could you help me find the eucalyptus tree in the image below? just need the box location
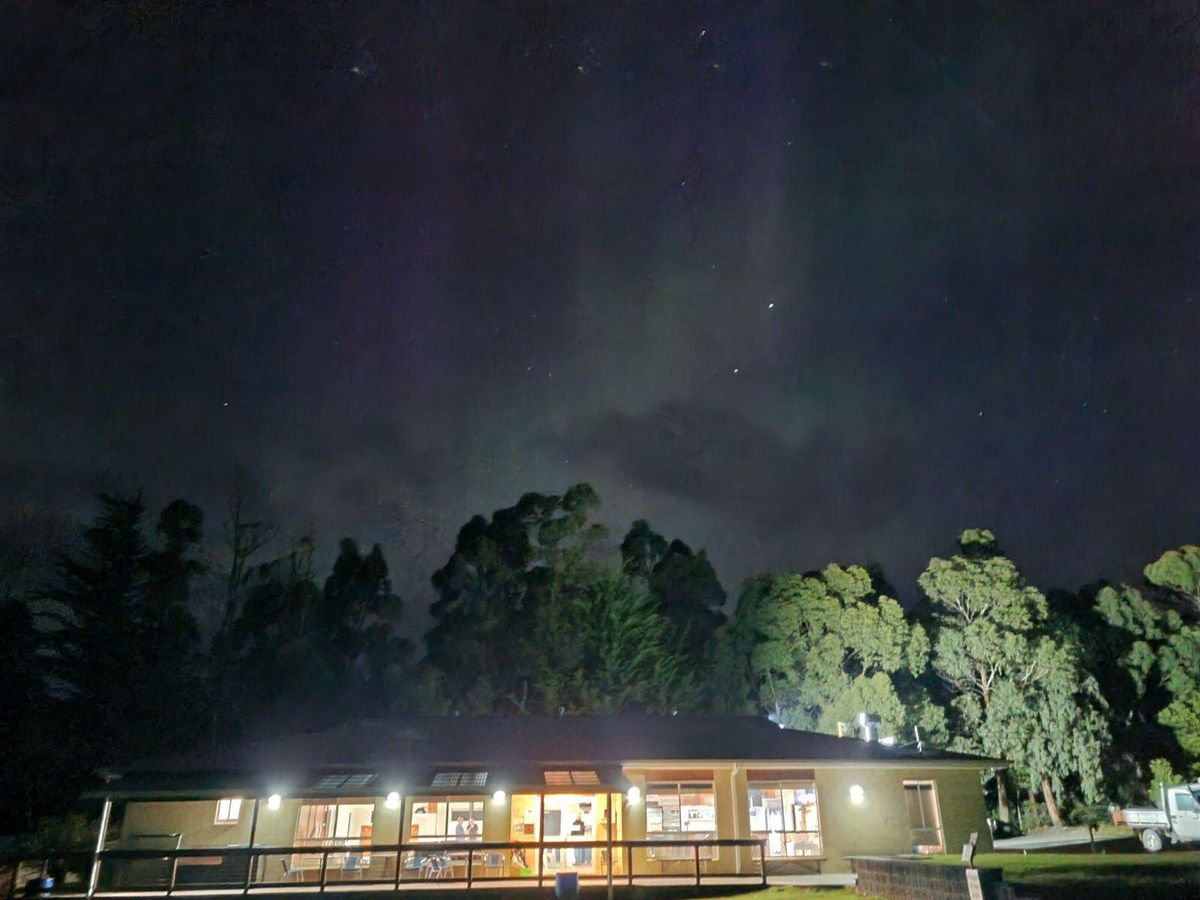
[920,529,1107,825]
[732,563,942,742]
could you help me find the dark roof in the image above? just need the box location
[96,715,1004,798]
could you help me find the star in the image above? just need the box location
[767,302,775,309]
[732,367,740,374]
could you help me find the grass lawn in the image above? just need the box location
[926,849,1200,898]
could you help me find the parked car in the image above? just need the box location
[1114,783,1200,851]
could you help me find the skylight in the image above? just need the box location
[431,771,488,788]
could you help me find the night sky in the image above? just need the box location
[3,2,1198,613]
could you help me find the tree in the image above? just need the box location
[318,539,411,709]
[732,563,942,742]
[218,491,275,634]
[39,494,208,769]
[427,484,607,711]
[620,519,668,579]
[920,529,1106,825]
[1092,583,1199,793]
[1144,545,1200,614]
[530,571,701,714]
[619,520,727,654]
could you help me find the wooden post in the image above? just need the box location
[605,793,614,900]
[243,798,261,894]
[759,840,767,887]
[693,843,701,886]
[318,849,329,893]
[537,794,545,887]
[466,847,473,889]
[396,795,405,885]
[625,845,632,887]
[87,798,112,898]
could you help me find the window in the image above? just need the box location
[646,782,716,859]
[408,798,485,841]
[292,801,375,872]
[431,771,488,788]
[295,802,375,847]
[1172,791,1198,813]
[903,781,943,853]
[214,798,243,825]
[747,781,821,857]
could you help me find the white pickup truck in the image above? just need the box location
[1117,782,1200,851]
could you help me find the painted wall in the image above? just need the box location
[119,799,257,849]
[814,766,991,873]
[114,763,992,878]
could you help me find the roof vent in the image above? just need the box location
[857,712,881,742]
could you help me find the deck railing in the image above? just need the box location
[7,838,768,898]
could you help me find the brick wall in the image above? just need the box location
[849,856,1008,900]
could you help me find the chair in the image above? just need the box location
[280,858,301,883]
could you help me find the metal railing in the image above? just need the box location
[750,829,823,859]
[0,838,769,897]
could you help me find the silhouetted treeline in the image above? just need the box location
[1,486,1198,839]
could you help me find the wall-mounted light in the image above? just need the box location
[491,790,507,805]
[627,786,641,805]
[267,794,282,811]
[848,785,865,805]
[385,791,401,809]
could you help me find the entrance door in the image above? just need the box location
[508,793,621,878]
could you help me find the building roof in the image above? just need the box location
[95,715,1005,798]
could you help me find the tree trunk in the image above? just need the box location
[1041,774,1064,827]
[995,772,1011,823]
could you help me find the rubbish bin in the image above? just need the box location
[554,872,579,900]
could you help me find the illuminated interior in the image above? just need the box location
[508,792,621,877]
[747,781,821,857]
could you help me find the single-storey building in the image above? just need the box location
[89,715,1001,889]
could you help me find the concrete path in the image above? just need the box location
[993,826,1128,851]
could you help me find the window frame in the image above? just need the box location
[746,779,822,858]
[214,797,243,825]
[407,796,487,842]
[645,780,718,860]
[902,780,944,854]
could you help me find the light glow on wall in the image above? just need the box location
[386,791,401,809]
[267,793,282,810]
[848,785,865,805]
[491,790,506,805]
[627,786,641,805]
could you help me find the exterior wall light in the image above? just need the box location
[267,794,282,811]
[848,785,865,805]
[491,790,507,805]
[627,786,641,805]
[385,791,401,809]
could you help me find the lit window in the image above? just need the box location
[646,782,716,859]
[408,798,485,841]
[215,798,243,825]
[747,781,821,857]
